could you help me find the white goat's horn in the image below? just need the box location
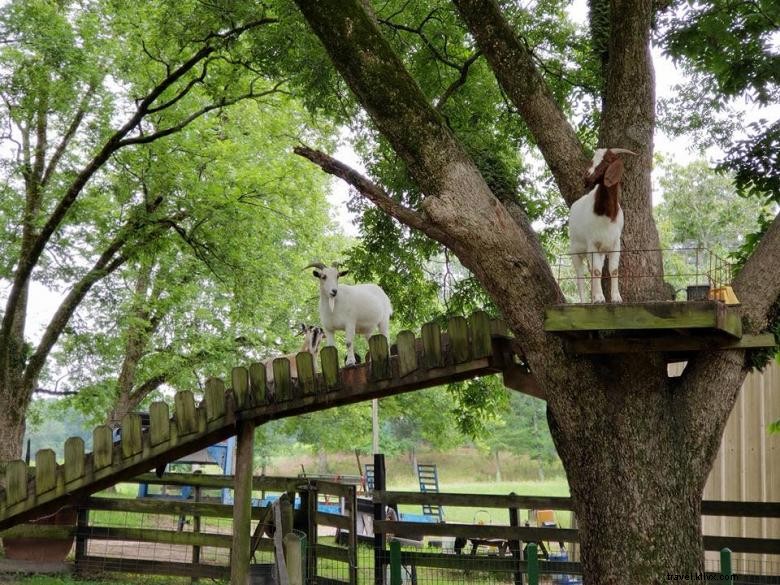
[303,261,326,270]
[610,148,638,156]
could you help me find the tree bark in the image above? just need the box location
[291,1,780,582]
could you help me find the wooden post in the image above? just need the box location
[74,506,89,576]
[306,481,318,582]
[231,420,255,585]
[508,493,524,585]
[348,485,358,585]
[527,542,539,585]
[373,453,387,585]
[191,478,202,584]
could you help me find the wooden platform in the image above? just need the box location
[545,301,742,338]
[544,301,779,356]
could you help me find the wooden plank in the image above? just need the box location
[35,449,57,495]
[174,390,198,435]
[273,358,292,401]
[204,377,226,421]
[470,311,493,358]
[491,318,509,337]
[232,366,250,409]
[86,525,234,548]
[316,511,351,530]
[320,346,339,390]
[374,490,573,510]
[76,556,229,580]
[569,333,776,354]
[5,461,28,505]
[395,330,418,378]
[120,413,143,459]
[231,419,255,585]
[63,437,85,483]
[296,351,317,395]
[249,362,267,404]
[447,316,470,364]
[544,301,742,337]
[377,520,579,541]
[149,401,170,446]
[85,496,272,520]
[502,364,546,400]
[421,321,443,369]
[92,425,113,470]
[369,335,391,380]
[132,472,301,493]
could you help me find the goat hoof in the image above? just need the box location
[612,295,623,303]
[593,296,606,304]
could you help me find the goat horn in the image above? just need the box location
[303,261,326,270]
[610,148,638,156]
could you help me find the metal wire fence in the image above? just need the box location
[551,247,735,303]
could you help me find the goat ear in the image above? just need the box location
[603,158,625,188]
[312,270,321,278]
[338,270,350,278]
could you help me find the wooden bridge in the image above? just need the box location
[0,311,533,531]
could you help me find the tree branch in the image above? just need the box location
[435,50,482,111]
[40,84,97,190]
[733,211,780,332]
[294,145,455,247]
[451,0,589,205]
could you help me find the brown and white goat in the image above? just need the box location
[568,148,637,303]
[262,323,324,383]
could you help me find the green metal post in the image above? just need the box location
[527,542,539,585]
[720,548,732,578]
[390,540,401,585]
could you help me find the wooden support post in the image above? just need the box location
[191,478,202,584]
[231,420,255,585]
[373,453,387,585]
[508,493,524,585]
[348,485,358,585]
[306,481,319,583]
[74,506,89,576]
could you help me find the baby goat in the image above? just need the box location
[569,148,637,303]
[305,261,393,367]
[262,323,324,384]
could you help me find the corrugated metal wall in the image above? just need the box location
[702,360,780,573]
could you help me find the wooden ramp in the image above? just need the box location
[0,311,516,531]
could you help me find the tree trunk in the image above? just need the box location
[291,1,780,582]
[0,386,29,464]
[493,450,502,483]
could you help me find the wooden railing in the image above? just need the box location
[0,311,519,531]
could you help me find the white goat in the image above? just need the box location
[304,262,393,367]
[569,148,637,303]
[262,323,324,384]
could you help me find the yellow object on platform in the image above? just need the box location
[708,286,740,305]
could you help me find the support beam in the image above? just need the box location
[231,420,255,585]
[502,365,545,400]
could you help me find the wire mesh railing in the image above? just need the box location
[551,247,736,303]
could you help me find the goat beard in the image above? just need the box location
[329,297,336,312]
